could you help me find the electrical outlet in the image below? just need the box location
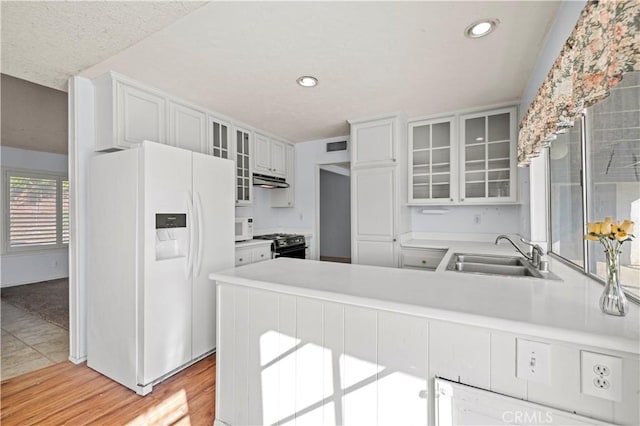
[516,339,551,384]
[580,350,622,401]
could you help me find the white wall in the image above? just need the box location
[0,146,69,287]
[519,0,586,245]
[410,205,521,234]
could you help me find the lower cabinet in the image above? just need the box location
[234,242,271,267]
[215,285,639,426]
[400,248,447,271]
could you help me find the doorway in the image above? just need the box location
[317,163,351,263]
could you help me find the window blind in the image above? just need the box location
[6,173,69,250]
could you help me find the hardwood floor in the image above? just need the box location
[1,355,216,425]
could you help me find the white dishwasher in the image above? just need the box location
[434,378,613,426]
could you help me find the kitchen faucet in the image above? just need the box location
[495,235,545,269]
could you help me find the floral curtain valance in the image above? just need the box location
[518,0,640,166]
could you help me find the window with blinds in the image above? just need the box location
[4,170,69,251]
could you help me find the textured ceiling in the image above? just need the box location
[3,1,561,143]
[1,1,205,90]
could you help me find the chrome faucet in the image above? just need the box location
[495,235,544,269]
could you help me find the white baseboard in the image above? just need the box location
[68,355,86,364]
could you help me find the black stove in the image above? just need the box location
[254,234,306,258]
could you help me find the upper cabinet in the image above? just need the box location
[459,107,517,204]
[95,73,167,151]
[408,106,518,205]
[350,114,408,268]
[235,127,252,205]
[208,116,231,160]
[254,133,286,177]
[92,72,296,206]
[351,118,397,168]
[271,144,295,208]
[408,117,456,204]
[168,101,207,153]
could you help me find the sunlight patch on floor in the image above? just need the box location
[126,389,191,425]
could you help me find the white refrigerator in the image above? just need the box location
[88,140,234,395]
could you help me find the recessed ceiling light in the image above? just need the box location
[465,19,499,38]
[296,76,318,87]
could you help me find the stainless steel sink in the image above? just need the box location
[446,253,549,279]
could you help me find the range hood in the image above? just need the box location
[253,173,290,189]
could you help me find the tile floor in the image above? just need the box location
[1,300,69,380]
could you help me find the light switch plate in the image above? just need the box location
[580,350,622,401]
[516,338,551,385]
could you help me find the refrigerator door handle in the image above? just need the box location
[186,191,195,280]
[195,192,204,276]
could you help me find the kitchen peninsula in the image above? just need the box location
[209,246,640,426]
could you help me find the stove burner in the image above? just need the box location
[254,233,306,256]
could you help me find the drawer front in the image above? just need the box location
[235,248,251,266]
[400,248,446,270]
[251,246,272,263]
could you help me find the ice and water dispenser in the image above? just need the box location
[155,213,188,260]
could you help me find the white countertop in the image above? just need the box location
[211,241,640,355]
[235,239,273,249]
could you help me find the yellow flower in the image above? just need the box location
[615,231,629,242]
[620,220,634,234]
[584,234,600,241]
[600,221,612,235]
[604,216,613,223]
[587,222,602,234]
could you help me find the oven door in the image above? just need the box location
[275,244,306,259]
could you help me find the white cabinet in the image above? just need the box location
[351,118,397,167]
[350,114,408,268]
[408,107,517,205]
[234,242,271,267]
[208,116,231,160]
[270,139,286,176]
[400,247,447,271]
[408,117,457,204]
[168,101,206,153]
[352,167,397,267]
[94,73,167,151]
[271,144,295,207]
[254,133,286,177]
[460,106,517,203]
[235,127,252,205]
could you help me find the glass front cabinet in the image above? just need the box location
[408,106,517,205]
[235,127,252,205]
[459,107,517,204]
[209,117,230,159]
[408,117,457,204]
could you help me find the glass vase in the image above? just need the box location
[599,250,628,316]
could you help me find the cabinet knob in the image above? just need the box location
[393,238,397,242]
[260,254,264,258]
[392,158,397,162]
[421,260,426,264]
[461,198,465,201]
[450,198,453,202]
[239,258,243,261]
